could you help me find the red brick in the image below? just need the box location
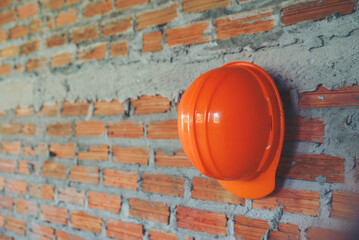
[129,198,169,223]
[137,4,177,30]
[285,117,325,143]
[0,196,13,210]
[6,179,27,195]
[1,45,18,58]
[0,64,11,76]
[167,21,210,47]
[17,160,39,175]
[102,18,132,37]
[75,120,105,136]
[42,161,67,179]
[177,206,226,235]
[182,0,231,12]
[331,191,359,221]
[1,123,21,135]
[20,39,41,55]
[0,159,15,173]
[0,9,15,27]
[69,166,99,184]
[58,187,86,205]
[78,43,106,61]
[269,223,300,240]
[147,120,179,139]
[78,145,109,161]
[142,173,184,197]
[16,199,38,216]
[149,230,177,240]
[155,150,194,168]
[83,0,112,18]
[46,34,67,48]
[130,95,170,114]
[62,101,89,116]
[51,52,74,68]
[1,141,20,155]
[56,230,83,240]
[37,104,58,116]
[306,227,350,240]
[103,169,138,190]
[66,0,83,5]
[106,220,143,240]
[112,146,148,165]
[47,122,72,136]
[56,9,77,27]
[49,143,75,159]
[88,191,121,213]
[0,0,11,9]
[108,121,144,138]
[110,41,128,57]
[71,211,102,233]
[234,215,268,240]
[94,100,125,116]
[42,0,64,10]
[10,25,29,39]
[31,224,54,240]
[22,123,35,136]
[115,0,148,10]
[18,2,38,20]
[26,57,47,72]
[253,189,320,216]
[4,216,26,235]
[277,154,344,183]
[216,8,274,40]
[142,31,162,53]
[30,184,54,200]
[300,85,359,108]
[282,0,357,26]
[41,205,68,225]
[192,177,245,205]
[0,30,6,42]
[71,24,98,43]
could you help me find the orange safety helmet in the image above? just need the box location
[177,62,285,199]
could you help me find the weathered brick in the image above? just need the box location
[0,9,16,27]
[30,184,54,200]
[1,141,21,155]
[285,117,325,143]
[112,146,148,165]
[66,0,83,5]
[14,65,23,73]
[216,8,274,40]
[16,106,33,117]
[71,211,102,233]
[16,199,38,216]
[31,224,54,240]
[83,0,112,18]
[71,24,98,43]
[149,230,177,240]
[56,9,77,27]
[1,45,18,58]
[142,173,184,197]
[147,120,179,139]
[49,143,75,159]
[155,150,194,168]
[42,0,64,10]
[62,101,90,116]
[137,4,177,30]
[106,220,143,240]
[182,0,231,13]
[51,52,75,68]
[130,95,170,114]
[306,227,349,240]
[110,41,128,57]
[0,233,12,240]
[177,206,227,235]
[6,179,27,195]
[4,216,26,235]
[234,215,268,240]
[115,0,149,10]
[253,189,320,216]
[46,34,67,48]
[75,120,105,136]
[20,39,40,55]
[37,104,58,116]
[1,123,21,135]
[23,143,46,157]
[129,198,169,223]
[0,177,3,190]
[22,123,35,136]
[142,31,162,53]
[26,57,47,71]
[108,121,144,138]
[0,64,11,76]
[17,160,39,175]
[0,0,11,9]
[41,205,68,225]
[103,169,138,190]
[0,159,15,173]
[0,30,6,42]
[42,161,67,179]
[282,0,357,26]
[58,187,86,205]
[78,145,109,161]
[10,25,29,39]
[331,191,359,221]
[102,18,132,37]
[69,166,99,184]
[47,122,72,136]
[192,177,245,205]
[18,2,38,20]
[78,43,106,62]
[88,191,121,213]
[94,100,125,116]
[167,21,210,47]
[269,223,300,240]
[56,230,83,240]
[0,196,13,210]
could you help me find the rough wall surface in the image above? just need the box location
[0,0,359,239]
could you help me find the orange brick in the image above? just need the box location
[83,0,112,18]
[88,191,121,213]
[115,0,149,10]
[51,52,75,68]
[42,0,64,10]
[182,0,231,12]
[106,220,143,240]
[62,101,89,116]
[1,45,18,58]
[331,191,359,221]
[0,30,7,42]
[94,100,125,116]
[0,177,3,190]
[282,0,357,26]
[108,121,144,138]
[66,0,83,5]
[31,224,54,240]
[306,227,350,240]
[78,145,109,161]
[23,143,46,157]
[6,179,27,195]
[26,57,47,71]
[147,120,178,139]
[155,150,194,168]
[4,216,26,235]
[177,206,226,235]
[102,18,132,37]
[269,223,300,240]
[0,0,11,9]
[20,39,40,55]
[31,19,41,33]
[29,184,54,200]
[71,24,98,43]
[56,230,83,240]
[71,211,102,233]
[112,146,148,165]
[47,122,72,136]
[69,166,99,184]
[56,9,77,27]
[130,95,170,114]
[16,106,33,117]
[0,159,15,173]
[42,161,67,179]
[216,8,274,40]
[17,160,39,175]
[167,21,210,47]
[0,9,16,27]
[285,117,325,143]
[31,17,53,33]
[46,34,67,48]
[129,198,169,223]
[0,234,12,240]
[137,4,177,30]
[49,143,75,158]
[18,2,38,20]
[234,215,268,240]
[1,123,21,135]
[37,104,58,117]
[58,187,86,205]
[142,31,162,53]
[41,205,68,225]
[78,43,106,61]
[0,111,5,118]
[0,196,13,210]
[103,169,138,190]
[22,123,36,136]
[16,199,38,216]
[149,230,177,240]
[110,41,128,57]
[75,120,105,136]
[0,64,11,76]
[1,141,21,155]
[10,25,29,39]
[142,173,184,197]
[253,189,320,216]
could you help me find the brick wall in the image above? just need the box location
[0,0,359,240]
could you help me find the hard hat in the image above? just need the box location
[177,61,285,199]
